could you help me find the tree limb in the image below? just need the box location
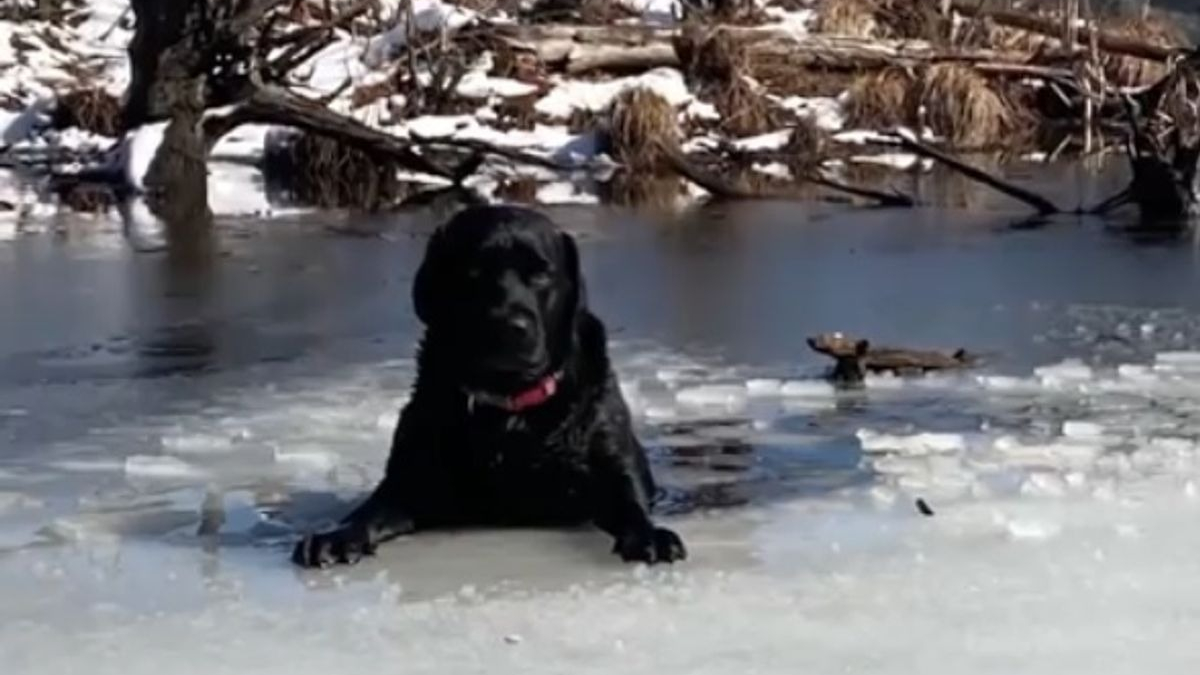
[949,0,1186,62]
[886,132,1061,215]
[233,84,455,178]
[410,133,573,171]
[661,144,913,207]
[806,172,915,207]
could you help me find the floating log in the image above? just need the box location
[807,332,977,385]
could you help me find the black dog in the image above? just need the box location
[292,206,686,567]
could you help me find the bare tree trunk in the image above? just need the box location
[124,0,212,130]
[125,0,215,227]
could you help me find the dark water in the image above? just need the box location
[2,160,1200,598]
[4,163,1200,444]
[4,162,1200,504]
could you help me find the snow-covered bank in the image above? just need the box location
[0,0,956,228]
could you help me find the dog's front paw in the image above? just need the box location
[613,527,687,564]
[291,526,374,568]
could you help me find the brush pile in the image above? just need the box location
[0,0,1197,221]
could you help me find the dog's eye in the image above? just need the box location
[466,267,483,281]
[529,271,552,287]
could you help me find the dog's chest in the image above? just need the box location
[460,413,585,472]
[454,412,593,519]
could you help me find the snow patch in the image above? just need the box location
[363,0,477,68]
[535,68,692,119]
[118,122,168,192]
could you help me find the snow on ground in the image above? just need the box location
[6,329,1200,672]
[0,0,964,227]
[363,0,478,68]
[535,68,694,118]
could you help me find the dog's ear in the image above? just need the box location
[855,339,870,357]
[413,228,448,326]
[560,231,587,318]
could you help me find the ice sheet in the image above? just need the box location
[5,339,1200,672]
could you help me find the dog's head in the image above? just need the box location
[413,206,586,392]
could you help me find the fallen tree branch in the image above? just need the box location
[661,144,913,207]
[1082,186,1132,214]
[229,83,455,178]
[410,134,573,171]
[949,0,1186,63]
[661,147,767,199]
[565,44,680,75]
[204,82,580,185]
[886,132,1061,215]
[485,24,1054,74]
[806,172,915,207]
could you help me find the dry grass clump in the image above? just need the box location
[490,44,544,83]
[57,183,115,213]
[843,67,913,130]
[578,0,639,23]
[349,79,395,109]
[784,117,828,173]
[567,107,601,134]
[601,171,687,213]
[815,0,879,38]
[875,0,945,41]
[675,27,781,137]
[1100,15,1188,89]
[495,93,539,130]
[983,23,1055,56]
[265,133,401,210]
[814,0,951,41]
[715,77,780,137]
[681,0,766,25]
[495,176,540,204]
[52,88,122,137]
[676,25,743,83]
[753,59,857,97]
[908,64,1015,148]
[607,87,681,171]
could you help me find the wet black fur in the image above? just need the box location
[292,206,685,568]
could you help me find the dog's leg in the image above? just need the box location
[292,405,434,568]
[291,480,415,568]
[591,440,687,564]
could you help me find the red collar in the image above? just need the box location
[466,371,562,413]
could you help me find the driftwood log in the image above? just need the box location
[807,332,976,385]
[485,25,1077,76]
[481,17,1186,78]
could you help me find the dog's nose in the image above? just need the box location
[495,313,535,344]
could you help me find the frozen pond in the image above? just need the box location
[6,178,1200,673]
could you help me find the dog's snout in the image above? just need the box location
[505,313,533,334]
[490,306,537,344]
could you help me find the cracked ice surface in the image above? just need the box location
[6,337,1200,673]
